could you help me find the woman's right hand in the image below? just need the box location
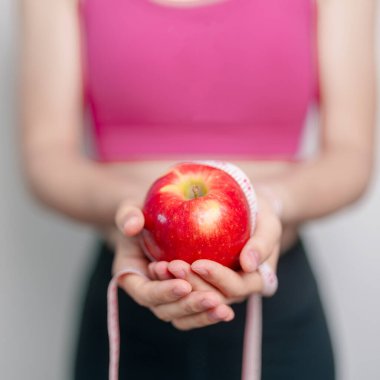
[113,201,235,330]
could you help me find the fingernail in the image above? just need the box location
[192,266,209,276]
[172,286,188,297]
[246,250,260,272]
[201,298,217,309]
[217,308,229,319]
[208,308,227,321]
[172,269,186,279]
[208,310,221,321]
[123,215,139,231]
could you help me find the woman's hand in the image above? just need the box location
[112,201,235,330]
[149,192,282,304]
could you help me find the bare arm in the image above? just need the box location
[157,0,378,316]
[19,0,377,332]
[20,0,139,227]
[20,0,240,329]
[259,0,377,225]
[21,0,376,227]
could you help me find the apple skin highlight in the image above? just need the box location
[141,163,251,269]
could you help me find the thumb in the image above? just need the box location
[115,200,145,237]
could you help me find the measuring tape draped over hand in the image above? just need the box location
[107,160,279,380]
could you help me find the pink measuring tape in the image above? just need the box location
[107,161,278,380]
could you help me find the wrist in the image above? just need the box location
[255,184,283,219]
[97,225,124,251]
[254,182,293,224]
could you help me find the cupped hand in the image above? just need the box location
[150,192,282,304]
[113,200,234,330]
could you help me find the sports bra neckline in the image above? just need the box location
[147,0,229,8]
[135,0,242,12]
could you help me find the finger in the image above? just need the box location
[191,260,245,298]
[258,262,278,297]
[239,211,282,273]
[120,274,192,307]
[148,262,159,280]
[172,304,234,331]
[115,200,145,237]
[151,291,222,322]
[238,244,280,296]
[168,260,218,293]
[153,261,175,280]
[257,244,280,297]
[266,243,280,273]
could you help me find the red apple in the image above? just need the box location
[140,163,251,269]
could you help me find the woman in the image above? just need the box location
[20,0,376,379]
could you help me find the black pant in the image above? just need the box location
[73,238,335,380]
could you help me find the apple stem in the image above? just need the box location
[192,185,201,199]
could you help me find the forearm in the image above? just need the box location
[22,145,136,227]
[260,147,374,225]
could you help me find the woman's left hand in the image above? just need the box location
[149,192,282,329]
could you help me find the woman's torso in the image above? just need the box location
[79,0,319,250]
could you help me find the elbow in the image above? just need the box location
[347,153,375,205]
[351,174,372,204]
[21,157,51,208]
[20,143,65,211]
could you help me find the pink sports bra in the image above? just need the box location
[79,0,318,162]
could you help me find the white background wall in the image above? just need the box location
[1,1,379,380]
